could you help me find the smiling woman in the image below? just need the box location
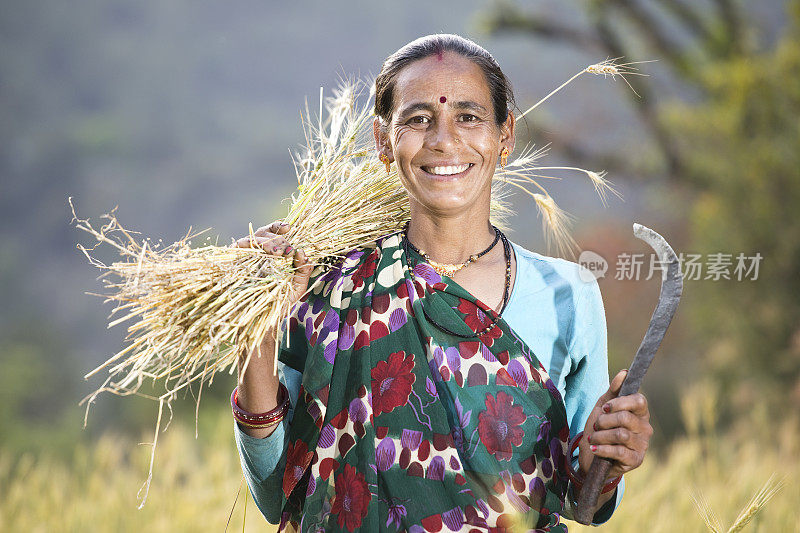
[232,34,652,532]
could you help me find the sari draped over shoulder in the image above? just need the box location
[276,232,571,532]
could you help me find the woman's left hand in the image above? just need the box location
[578,369,653,480]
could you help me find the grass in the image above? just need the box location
[2,397,797,532]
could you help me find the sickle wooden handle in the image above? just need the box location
[574,455,614,524]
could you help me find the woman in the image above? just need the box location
[232,34,652,532]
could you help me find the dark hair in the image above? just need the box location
[374,34,515,127]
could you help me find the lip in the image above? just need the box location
[419,163,474,182]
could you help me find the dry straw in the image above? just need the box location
[73,59,637,505]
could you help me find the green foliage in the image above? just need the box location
[481,0,800,417]
[663,5,800,399]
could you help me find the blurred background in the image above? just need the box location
[2,0,798,530]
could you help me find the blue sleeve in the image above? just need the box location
[233,362,303,524]
[563,276,625,525]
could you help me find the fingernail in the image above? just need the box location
[593,421,598,431]
[603,404,611,413]
[285,246,293,253]
[587,433,592,443]
[591,445,598,452]
[273,246,279,251]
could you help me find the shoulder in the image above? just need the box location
[304,231,402,305]
[509,240,598,295]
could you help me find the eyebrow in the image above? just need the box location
[396,100,488,121]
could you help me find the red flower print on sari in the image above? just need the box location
[282,439,314,497]
[456,298,502,345]
[371,351,416,416]
[350,251,378,291]
[478,390,526,461]
[331,463,372,531]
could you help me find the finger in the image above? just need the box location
[601,393,649,419]
[256,221,290,237]
[609,369,628,395]
[594,369,629,411]
[291,249,313,294]
[593,410,641,432]
[258,236,292,255]
[589,443,642,468]
[234,235,288,253]
[587,427,649,451]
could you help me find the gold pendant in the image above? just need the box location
[428,260,466,277]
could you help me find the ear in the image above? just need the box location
[373,117,394,162]
[499,110,516,155]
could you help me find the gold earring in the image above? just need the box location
[500,147,509,168]
[379,153,391,175]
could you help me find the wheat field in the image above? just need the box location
[2,400,798,532]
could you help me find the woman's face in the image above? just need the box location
[375,51,514,218]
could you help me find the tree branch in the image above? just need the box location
[712,0,744,56]
[654,0,715,45]
[480,3,603,50]
[589,6,686,180]
[608,0,700,82]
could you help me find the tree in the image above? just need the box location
[481,0,800,413]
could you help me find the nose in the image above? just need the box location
[426,117,460,152]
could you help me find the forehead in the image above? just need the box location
[392,52,492,112]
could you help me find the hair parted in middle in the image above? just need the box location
[373,33,516,127]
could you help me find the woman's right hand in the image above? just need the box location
[231,220,314,304]
[231,220,312,438]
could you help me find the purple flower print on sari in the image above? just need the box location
[401,429,423,451]
[452,396,473,452]
[375,437,396,472]
[388,307,407,332]
[413,262,442,286]
[381,497,408,530]
[506,359,529,392]
[425,376,438,399]
[426,456,445,481]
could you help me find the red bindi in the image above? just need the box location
[436,50,444,61]
[439,96,447,103]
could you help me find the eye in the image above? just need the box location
[458,114,480,122]
[406,115,430,125]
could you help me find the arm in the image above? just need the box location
[233,362,302,523]
[230,220,312,522]
[562,277,625,524]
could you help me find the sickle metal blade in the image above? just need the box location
[619,223,683,395]
[574,223,683,524]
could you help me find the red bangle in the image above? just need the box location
[232,383,290,428]
[567,431,622,494]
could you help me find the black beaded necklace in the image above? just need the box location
[403,221,501,277]
[402,224,513,339]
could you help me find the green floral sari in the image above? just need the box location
[277,231,571,532]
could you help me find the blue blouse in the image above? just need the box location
[234,240,625,525]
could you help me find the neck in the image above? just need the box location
[405,202,496,264]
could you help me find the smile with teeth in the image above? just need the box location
[421,163,473,176]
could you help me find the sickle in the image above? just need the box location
[574,223,683,524]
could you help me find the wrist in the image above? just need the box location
[231,383,290,439]
[568,432,623,494]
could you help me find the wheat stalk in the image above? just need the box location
[691,489,724,533]
[691,474,785,533]
[727,474,785,532]
[516,57,653,120]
